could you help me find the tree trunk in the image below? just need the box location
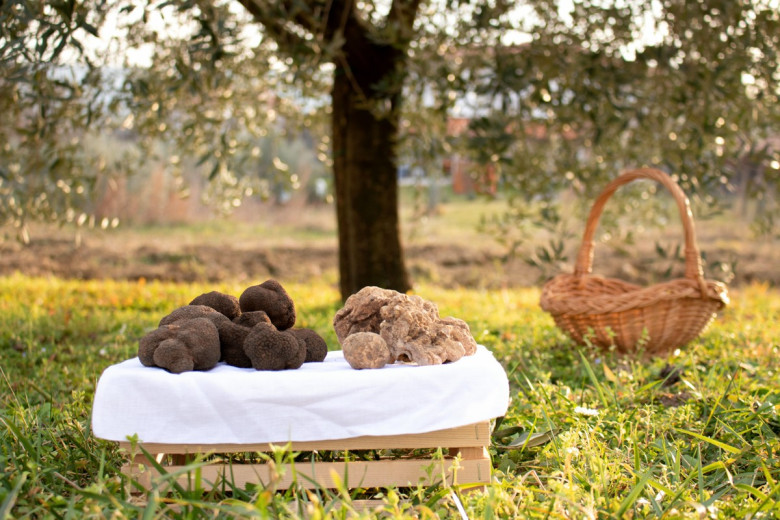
[331,49,411,300]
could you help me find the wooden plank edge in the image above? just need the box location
[122,455,492,492]
[117,422,490,454]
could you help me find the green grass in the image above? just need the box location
[1,274,779,518]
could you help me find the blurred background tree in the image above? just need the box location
[1,0,778,298]
[437,0,779,269]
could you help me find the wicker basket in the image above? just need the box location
[540,168,729,355]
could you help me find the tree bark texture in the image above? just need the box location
[331,42,411,299]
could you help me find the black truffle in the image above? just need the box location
[233,310,272,328]
[287,328,328,363]
[239,279,296,330]
[159,305,231,329]
[243,322,306,370]
[218,321,253,368]
[189,291,241,320]
[138,318,221,374]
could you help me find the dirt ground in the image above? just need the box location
[0,221,776,289]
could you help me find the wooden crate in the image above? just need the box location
[120,421,492,493]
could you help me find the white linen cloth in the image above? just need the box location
[92,345,509,444]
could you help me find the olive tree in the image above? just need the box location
[2,0,778,298]
[446,0,779,259]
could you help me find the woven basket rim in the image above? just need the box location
[541,272,729,316]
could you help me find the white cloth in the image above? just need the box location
[91,345,509,444]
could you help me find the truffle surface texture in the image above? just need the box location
[287,328,328,362]
[379,294,477,365]
[239,280,296,330]
[138,317,221,373]
[243,322,306,370]
[189,291,241,320]
[233,311,272,328]
[333,286,396,342]
[159,305,231,329]
[220,311,275,367]
[219,321,254,368]
[341,332,391,369]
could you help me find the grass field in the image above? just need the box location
[1,274,779,518]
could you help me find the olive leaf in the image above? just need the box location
[494,428,559,450]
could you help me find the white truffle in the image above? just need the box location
[333,286,478,367]
[342,332,392,370]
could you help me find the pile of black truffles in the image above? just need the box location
[138,279,328,373]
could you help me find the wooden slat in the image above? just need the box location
[119,422,493,493]
[124,455,491,491]
[118,422,490,455]
[454,446,489,460]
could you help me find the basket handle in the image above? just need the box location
[573,167,708,296]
